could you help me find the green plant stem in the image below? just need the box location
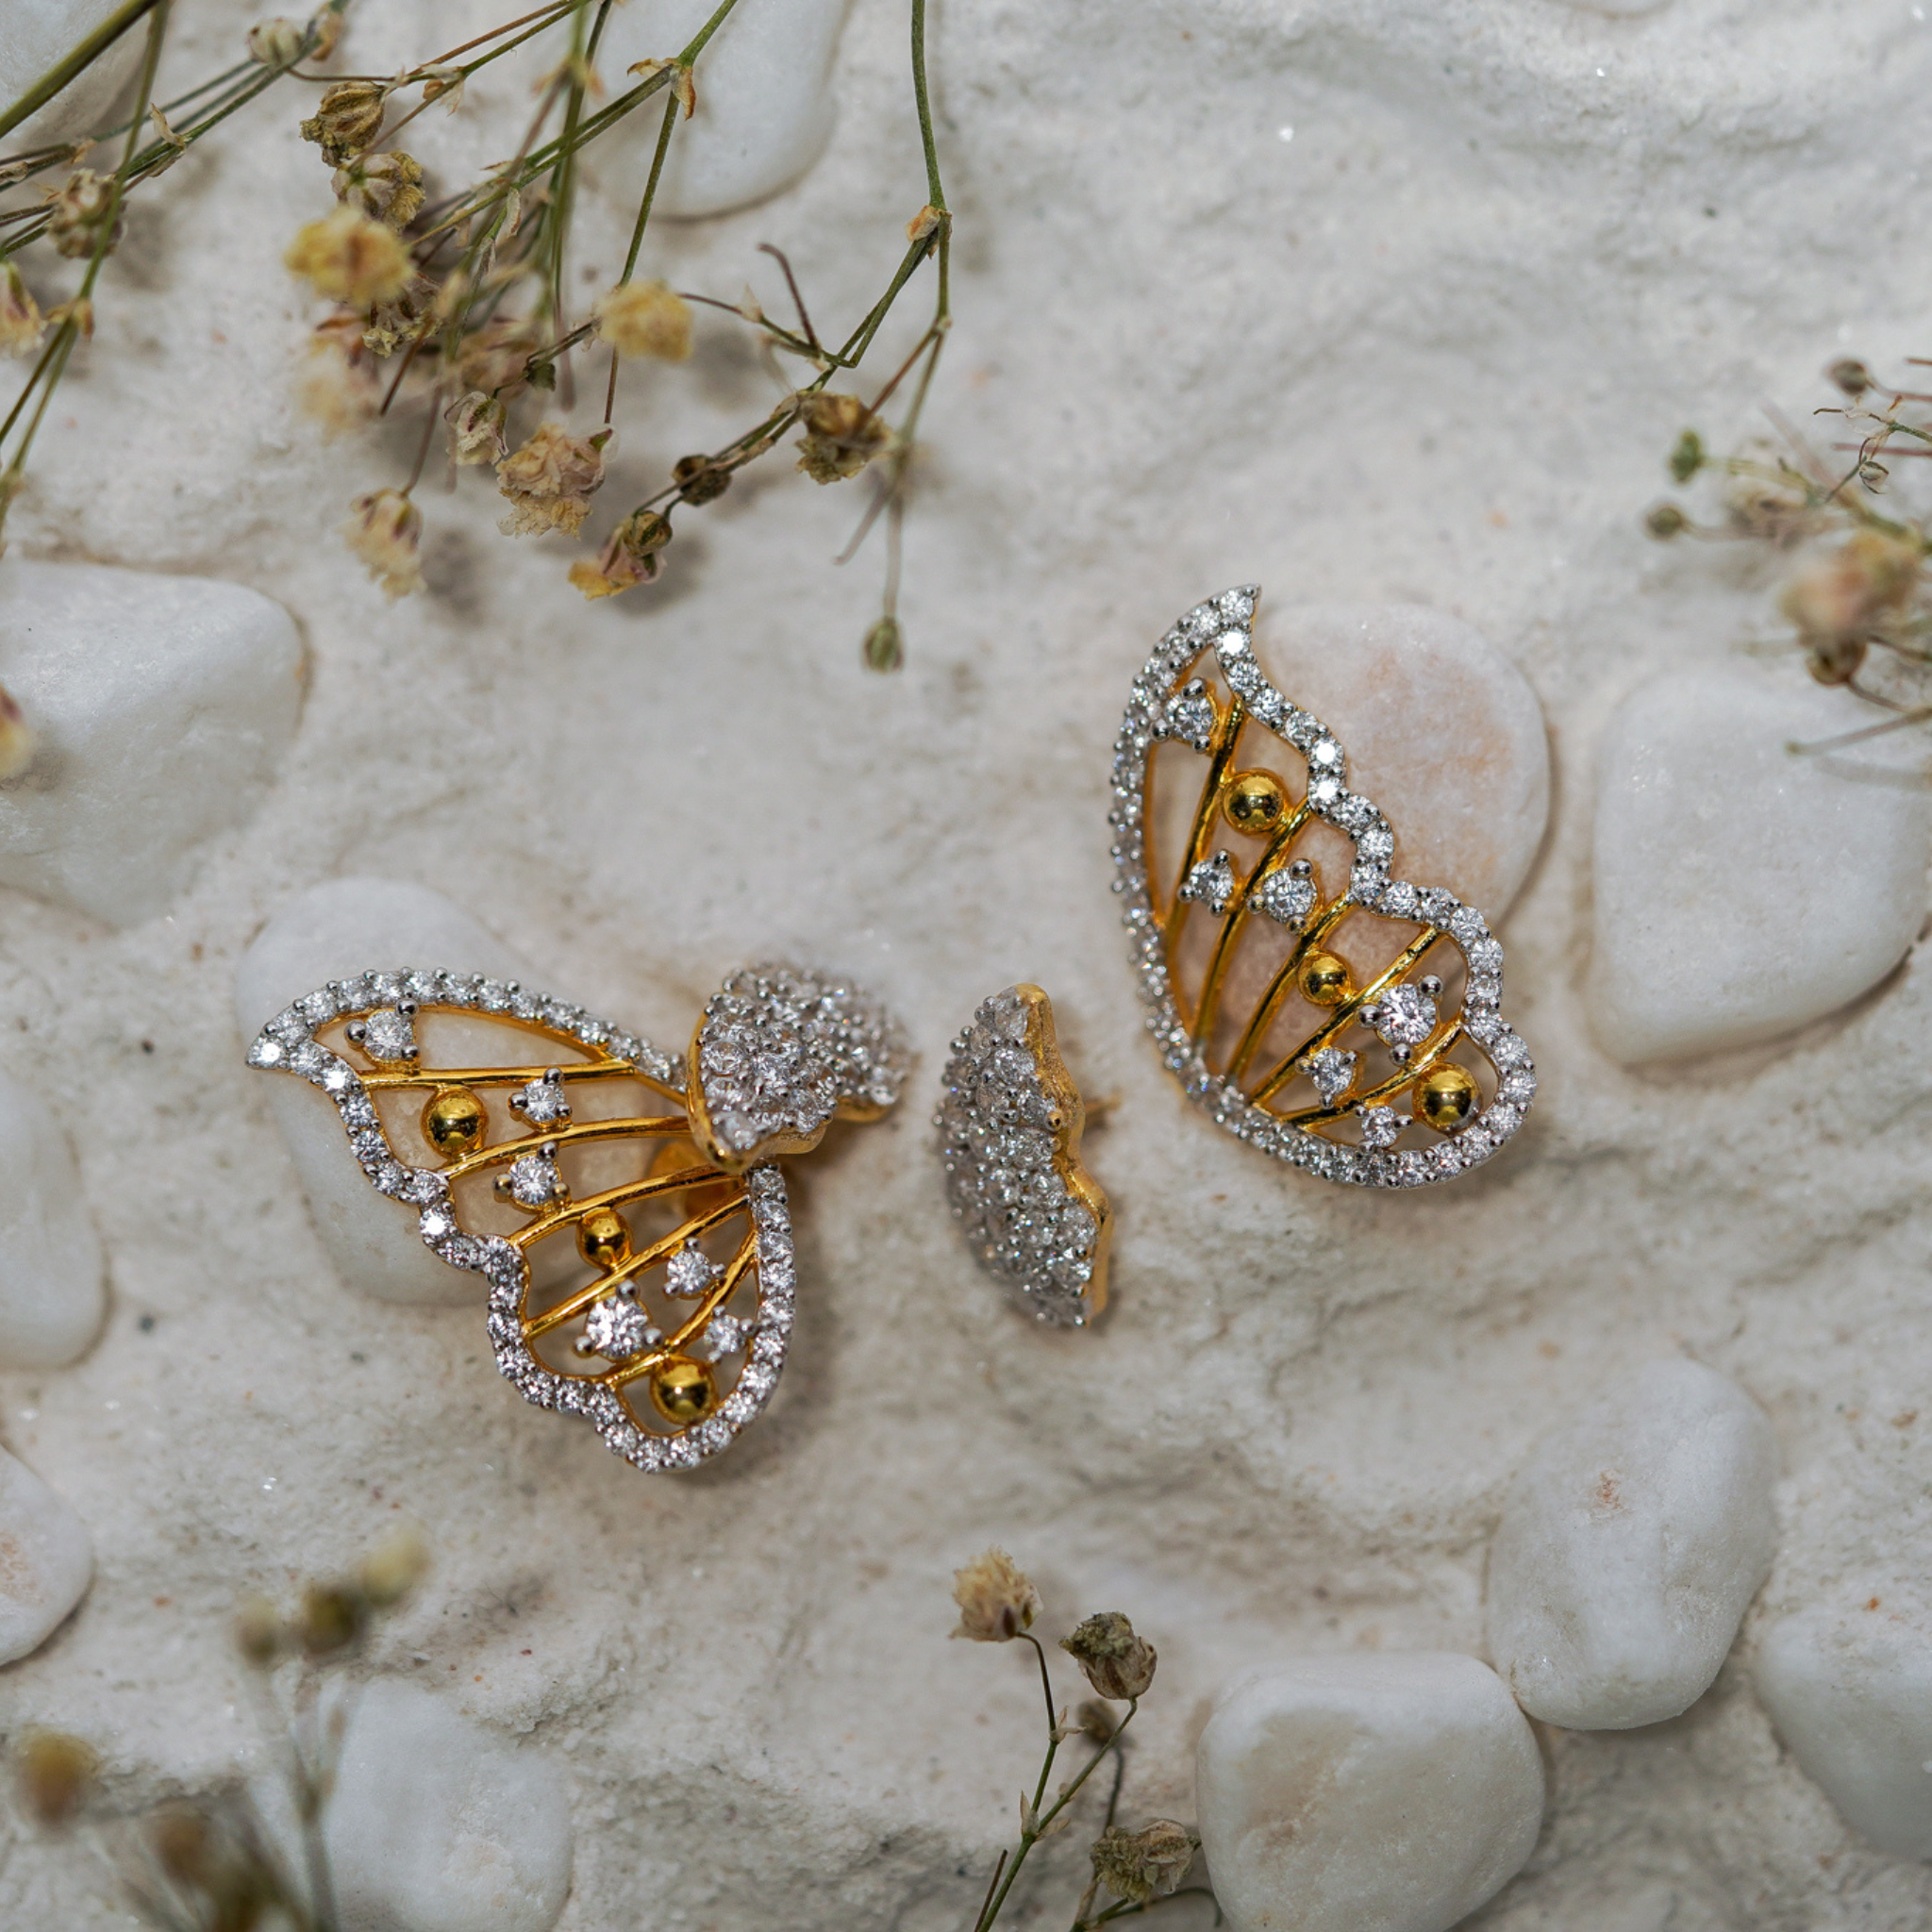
[0,0,167,144]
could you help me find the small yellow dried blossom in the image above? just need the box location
[1780,528,1923,685]
[343,489,425,598]
[46,169,122,259]
[333,151,425,230]
[1089,1822,1197,1906]
[285,205,412,308]
[15,1731,96,1829]
[300,80,387,165]
[0,682,35,781]
[950,1547,1041,1641]
[445,390,507,465]
[358,1524,429,1607]
[592,279,691,360]
[361,275,439,358]
[795,391,888,484]
[1060,1611,1157,1702]
[569,509,673,599]
[295,312,385,438]
[496,423,606,537]
[0,264,43,357]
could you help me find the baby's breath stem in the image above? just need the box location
[0,0,167,143]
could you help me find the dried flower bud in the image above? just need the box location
[862,614,903,672]
[795,391,888,484]
[1780,529,1922,655]
[297,1581,368,1657]
[344,488,425,598]
[46,169,123,259]
[1829,357,1874,399]
[247,18,306,65]
[950,1547,1041,1642]
[420,66,466,113]
[673,453,732,505]
[1725,456,1815,543]
[16,1730,96,1829]
[1806,635,1867,686]
[1667,429,1705,485]
[1642,502,1687,541]
[1089,1821,1197,1905]
[593,279,691,360]
[358,1524,429,1607]
[497,423,607,537]
[445,390,507,465]
[1,262,44,357]
[1059,1611,1157,1701]
[0,682,35,780]
[569,508,673,599]
[151,1805,216,1888]
[333,150,425,229]
[285,204,412,308]
[301,80,388,165]
[233,1593,285,1669]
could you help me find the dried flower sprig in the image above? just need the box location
[1645,358,1932,758]
[953,1550,1217,1932]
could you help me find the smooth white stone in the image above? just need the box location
[0,0,151,146]
[0,1445,92,1665]
[323,1681,573,1932]
[596,0,853,218]
[1195,1652,1543,1932]
[1487,1357,1778,1730]
[1757,1601,1932,1860]
[0,561,304,927]
[1255,604,1550,917]
[0,1066,104,1370]
[236,877,529,1307]
[1588,665,1932,1064]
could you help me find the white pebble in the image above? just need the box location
[0,1066,104,1369]
[323,1681,573,1932]
[1757,1600,1932,1859]
[0,560,304,927]
[235,877,529,1307]
[596,0,853,218]
[1255,604,1549,916]
[0,1446,92,1665]
[1588,664,1932,1063]
[1195,1652,1543,1932]
[1486,1357,1778,1729]
[0,1,151,146]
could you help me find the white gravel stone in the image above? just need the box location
[1255,604,1550,916]
[1196,1651,1544,1932]
[322,1680,573,1932]
[0,1446,92,1666]
[0,0,151,146]
[0,1066,103,1370]
[597,0,852,218]
[1757,1601,1932,1861]
[235,876,528,1307]
[0,560,304,927]
[1486,1357,1779,1730]
[1588,665,1932,1064]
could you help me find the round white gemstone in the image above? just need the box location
[1370,983,1437,1047]
[583,1295,653,1361]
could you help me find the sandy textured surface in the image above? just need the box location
[3,0,1932,1924]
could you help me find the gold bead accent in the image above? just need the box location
[421,1085,486,1159]
[1415,1063,1478,1134]
[1298,951,1353,1007]
[576,1206,632,1270]
[649,1357,716,1424]
[1223,769,1289,836]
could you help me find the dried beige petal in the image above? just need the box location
[343,489,425,598]
[495,424,607,538]
[949,1547,1041,1641]
[592,279,691,361]
[286,206,413,308]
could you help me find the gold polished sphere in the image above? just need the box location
[576,1206,632,1271]
[421,1085,486,1159]
[1415,1063,1479,1134]
[1298,951,1353,1007]
[1223,769,1290,837]
[649,1357,717,1424]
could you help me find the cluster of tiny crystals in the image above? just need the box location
[1109,586,1539,1188]
[247,970,791,1473]
[935,988,1098,1326]
[695,963,908,1156]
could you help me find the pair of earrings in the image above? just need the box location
[249,587,1534,1472]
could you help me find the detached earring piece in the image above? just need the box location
[249,963,906,1473]
[1111,585,1536,1187]
[937,984,1110,1326]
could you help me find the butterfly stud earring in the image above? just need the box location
[249,964,906,1472]
[1111,586,1536,1187]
